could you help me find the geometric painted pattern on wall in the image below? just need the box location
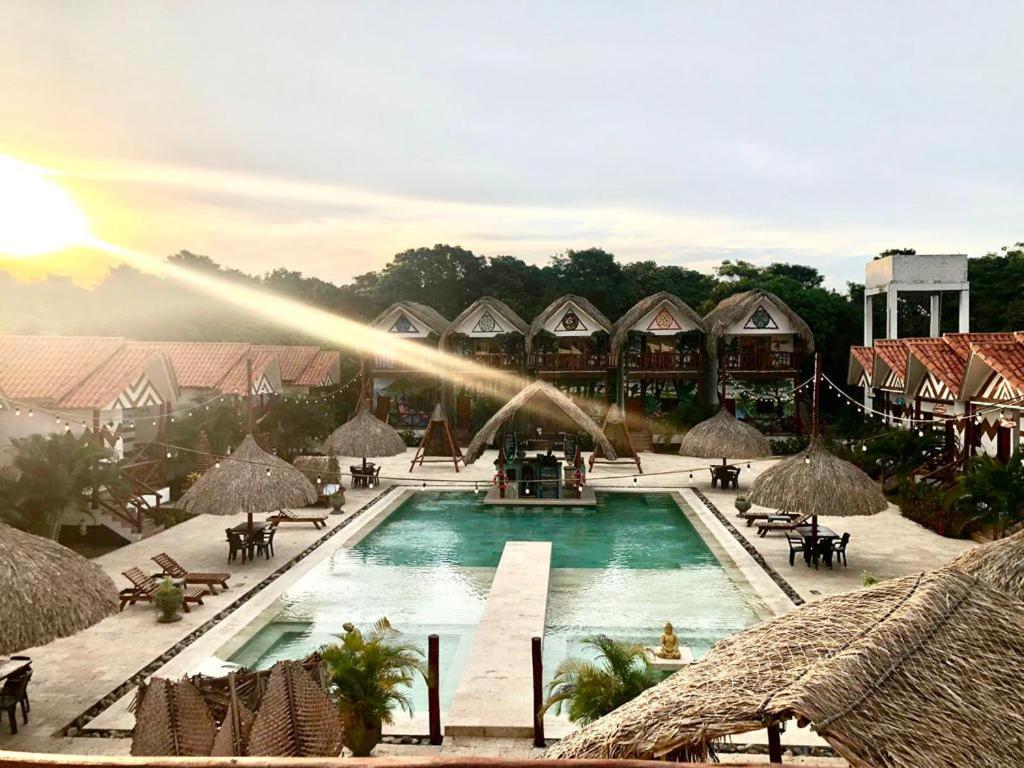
[109,374,163,410]
[472,310,505,334]
[647,306,682,332]
[390,313,419,334]
[559,308,587,332]
[744,305,778,330]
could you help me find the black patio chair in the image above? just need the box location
[256,527,276,560]
[785,532,805,567]
[833,532,851,567]
[1,671,30,734]
[225,528,247,564]
[9,657,30,715]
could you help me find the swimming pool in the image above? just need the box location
[227,491,760,717]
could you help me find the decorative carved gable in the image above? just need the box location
[389,313,419,334]
[472,310,505,334]
[744,305,778,330]
[560,309,587,332]
[647,306,682,332]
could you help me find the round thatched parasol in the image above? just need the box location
[0,523,119,654]
[177,434,317,526]
[748,438,887,519]
[320,405,406,468]
[678,409,771,460]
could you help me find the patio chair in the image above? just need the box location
[267,508,329,529]
[225,528,248,564]
[785,532,806,567]
[832,532,851,567]
[255,527,277,560]
[0,672,30,734]
[756,514,811,538]
[118,567,208,613]
[152,553,231,594]
[8,657,30,716]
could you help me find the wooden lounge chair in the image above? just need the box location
[119,567,208,612]
[756,514,811,538]
[736,508,801,527]
[267,508,329,529]
[152,553,231,594]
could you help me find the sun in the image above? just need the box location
[0,156,92,257]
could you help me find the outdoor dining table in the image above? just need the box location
[709,463,740,490]
[0,657,30,683]
[350,464,376,488]
[796,523,840,567]
[230,521,269,561]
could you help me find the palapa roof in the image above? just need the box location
[320,405,407,458]
[526,295,613,352]
[371,301,449,336]
[464,381,616,464]
[176,434,317,516]
[610,292,706,359]
[0,523,119,654]
[748,439,887,518]
[703,290,814,350]
[440,296,529,346]
[678,409,771,460]
[547,532,1024,768]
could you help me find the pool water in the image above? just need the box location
[229,491,759,716]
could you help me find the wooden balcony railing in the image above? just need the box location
[722,350,795,371]
[457,352,523,370]
[527,352,611,371]
[625,349,702,371]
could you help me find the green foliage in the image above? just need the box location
[161,401,245,479]
[396,429,419,448]
[943,452,1024,538]
[260,396,336,461]
[0,431,126,538]
[855,428,943,481]
[542,634,658,725]
[771,435,810,455]
[321,618,428,755]
[862,572,880,586]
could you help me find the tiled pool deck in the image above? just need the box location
[0,448,972,760]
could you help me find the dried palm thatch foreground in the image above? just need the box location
[0,522,119,655]
[547,531,1024,767]
[176,434,317,517]
[678,409,771,460]
[132,655,342,757]
[321,405,407,462]
[464,381,617,465]
[748,438,887,518]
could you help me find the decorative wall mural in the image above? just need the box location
[390,314,419,334]
[559,308,586,331]
[647,306,682,331]
[472,310,504,334]
[744,305,778,330]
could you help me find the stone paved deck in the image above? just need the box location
[445,541,551,737]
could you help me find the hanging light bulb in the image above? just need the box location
[422,482,426,489]
[215,461,221,469]
[804,456,811,464]
[14,407,20,416]
[28,409,33,417]
[862,444,867,452]
[688,472,693,480]
[152,420,157,427]
[632,475,638,485]
[166,450,173,459]
[474,482,479,494]
[316,475,322,484]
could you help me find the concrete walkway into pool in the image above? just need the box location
[2,446,974,758]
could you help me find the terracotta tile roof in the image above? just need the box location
[970,341,1024,394]
[134,341,250,389]
[59,346,169,409]
[943,332,1015,359]
[850,346,874,377]
[295,350,340,387]
[220,347,278,395]
[904,338,966,397]
[0,335,125,403]
[250,345,320,383]
[873,339,909,380]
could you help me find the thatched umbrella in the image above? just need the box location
[320,404,406,470]
[0,523,119,654]
[678,409,771,460]
[177,434,317,530]
[547,532,1024,767]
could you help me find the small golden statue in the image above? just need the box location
[655,622,681,659]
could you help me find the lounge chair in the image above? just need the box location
[152,553,231,594]
[267,509,329,529]
[756,514,811,538]
[119,567,208,612]
[736,508,801,527]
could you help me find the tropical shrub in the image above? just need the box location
[770,435,810,456]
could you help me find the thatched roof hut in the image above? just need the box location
[678,409,771,460]
[439,297,529,348]
[0,523,119,654]
[464,381,617,464]
[609,292,706,360]
[526,295,613,353]
[547,532,1024,767]
[747,439,887,518]
[177,434,317,517]
[371,301,449,337]
[320,405,406,459]
[704,289,815,351]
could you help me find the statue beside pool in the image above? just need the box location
[645,622,694,671]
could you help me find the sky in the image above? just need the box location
[0,1,1021,289]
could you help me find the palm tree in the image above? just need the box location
[321,618,428,756]
[542,634,658,725]
[945,451,1024,538]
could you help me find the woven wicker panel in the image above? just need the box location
[211,697,255,756]
[131,678,216,756]
[190,654,326,725]
[246,660,344,756]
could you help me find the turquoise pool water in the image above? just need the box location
[228,492,759,715]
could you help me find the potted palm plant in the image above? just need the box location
[542,634,658,725]
[321,618,428,756]
[153,578,184,623]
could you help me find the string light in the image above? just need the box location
[265,467,271,477]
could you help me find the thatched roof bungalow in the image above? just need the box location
[610,292,706,362]
[678,409,771,460]
[547,532,1024,767]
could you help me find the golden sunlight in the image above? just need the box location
[0,156,91,256]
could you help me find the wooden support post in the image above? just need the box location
[427,634,441,745]
[767,721,783,763]
[532,636,545,748]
